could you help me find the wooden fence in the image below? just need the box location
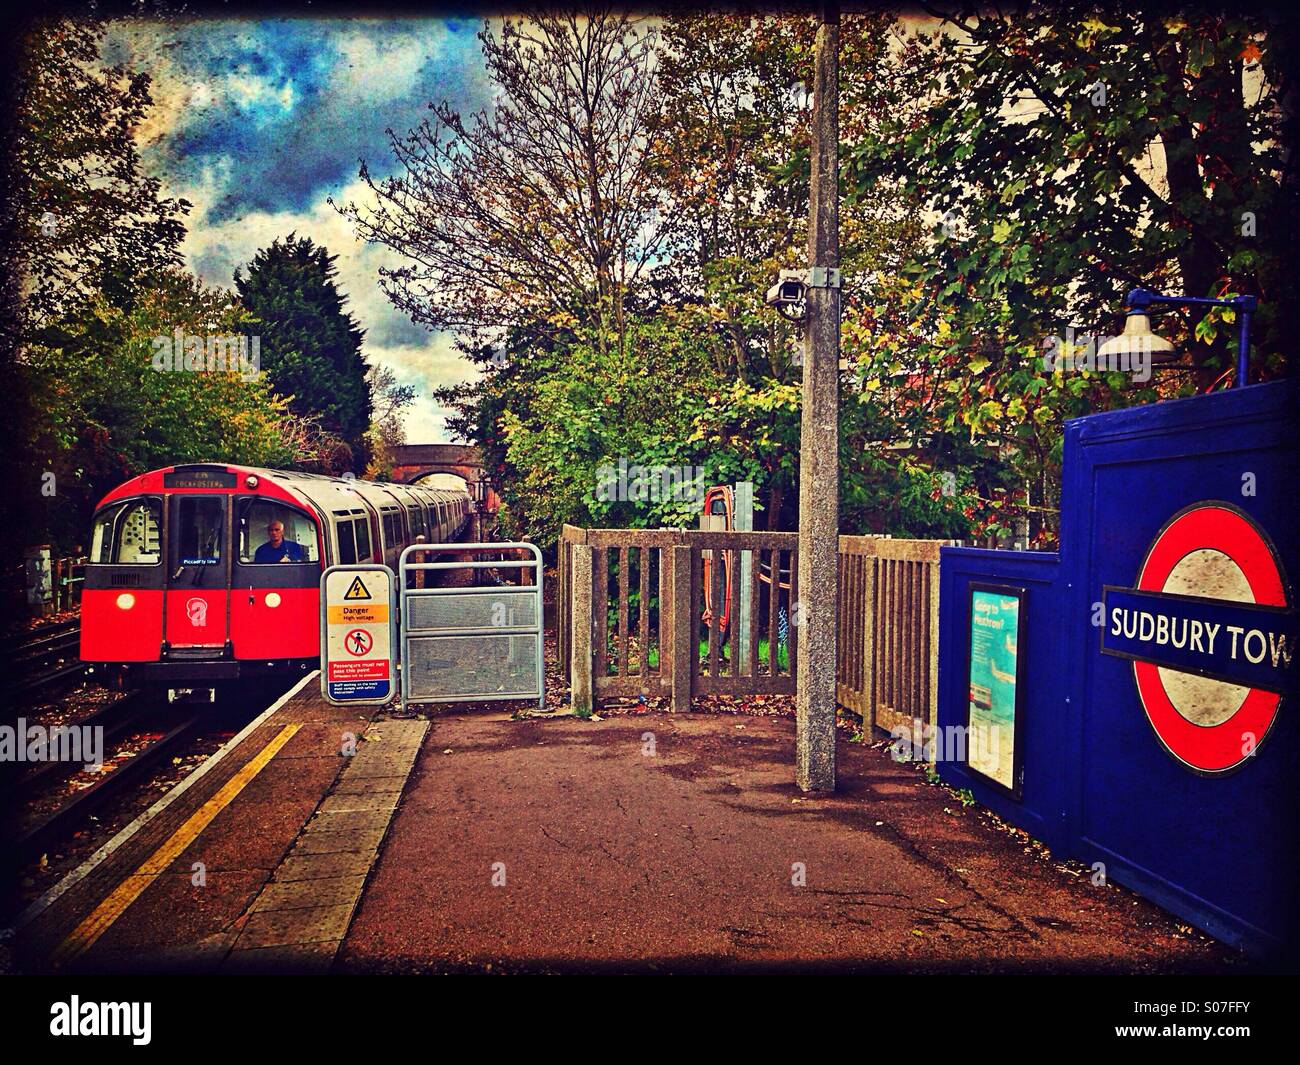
[559,526,950,732]
[558,527,799,710]
[836,536,949,736]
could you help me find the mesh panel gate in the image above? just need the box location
[399,542,545,709]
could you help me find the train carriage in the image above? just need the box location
[80,463,472,689]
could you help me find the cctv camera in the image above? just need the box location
[766,270,808,321]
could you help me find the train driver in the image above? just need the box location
[254,520,306,563]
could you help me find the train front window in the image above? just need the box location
[176,496,224,565]
[90,498,161,564]
[238,500,319,564]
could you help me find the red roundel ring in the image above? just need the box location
[1132,502,1287,774]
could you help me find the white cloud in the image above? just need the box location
[182,176,474,443]
[332,25,445,103]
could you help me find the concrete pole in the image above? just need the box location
[735,481,754,676]
[795,0,840,793]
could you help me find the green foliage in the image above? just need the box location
[23,269,298,550]
[11,17,189,331]
[845,7,1296,543]
[490,315,735,544]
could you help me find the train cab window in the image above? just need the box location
[238,500,319,564]
[90,498,162,565]
[176,496,224,565]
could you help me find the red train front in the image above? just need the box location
[80,463,471,691]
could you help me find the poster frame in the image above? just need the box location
[965,581,1027,800]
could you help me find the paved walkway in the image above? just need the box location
[340,709,1238,974]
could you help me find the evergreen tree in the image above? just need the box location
[235,235,373,467]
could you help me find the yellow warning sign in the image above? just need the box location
[322,565,394,707]
[328,603,389,624]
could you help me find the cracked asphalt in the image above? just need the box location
[339,709,1241,974]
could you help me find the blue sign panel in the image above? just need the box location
[327,678,391,701]
[936,379,1298,955]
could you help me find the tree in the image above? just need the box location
[650,12,944,532]
[432,11,971,543]
[9,17,188,335]
[363,363,417,479]
[23,268,301,550]
[335,8,667,349]
[234,235,373,467]
[847,6,1297,542]
[489,315,736,544]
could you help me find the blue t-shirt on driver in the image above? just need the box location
[253,539,306,563]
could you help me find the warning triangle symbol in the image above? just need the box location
[343,575,371,601]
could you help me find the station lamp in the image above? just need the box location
[1097,287,1259,387]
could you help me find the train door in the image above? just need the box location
[165,495,229,650]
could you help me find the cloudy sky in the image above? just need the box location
[101,17,496,442]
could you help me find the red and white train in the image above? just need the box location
[80,463,472,689]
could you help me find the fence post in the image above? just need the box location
[670,545,693,712]
[863,554,877,732]
[927,557,941,763]
[571,545,594,715]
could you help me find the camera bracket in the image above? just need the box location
[803,267,841,289]
[778,267,841,290]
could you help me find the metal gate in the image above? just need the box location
[399,542,545,709]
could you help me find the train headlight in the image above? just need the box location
[245,474,260,488]
[265,592,282,608]
[116,592,136,610]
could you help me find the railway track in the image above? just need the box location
[4,679,294,879]
[12,619,87,694]
[2,692,208,868]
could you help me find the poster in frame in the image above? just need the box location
[965,582,1027,799]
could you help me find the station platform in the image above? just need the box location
[11,673,424,974]
[11,681,1238,974]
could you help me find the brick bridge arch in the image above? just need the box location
[389,443,499,516]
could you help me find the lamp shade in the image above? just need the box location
[1097,312,1178,363]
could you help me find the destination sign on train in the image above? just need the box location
[162,468,237,489]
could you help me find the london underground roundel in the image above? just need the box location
[1101,502,1296,775]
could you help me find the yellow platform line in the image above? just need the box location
[52,722,301,965]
